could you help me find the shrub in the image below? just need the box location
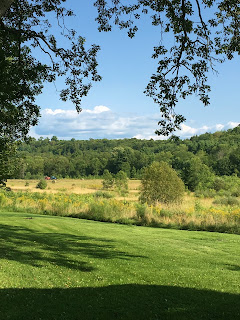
[213,177,226,191]
[102,170,114,190]
[194,200,204,212]
[115,170,129,196]
[135,203,148,219]
[213,197,239,206]
[0,193,7,206]
[36,179,47,190]
[195,188,217,198]
[231,189,240,197]
[139,161,185,205]
[94,191,113,199]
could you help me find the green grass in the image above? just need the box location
[0,211,240,319]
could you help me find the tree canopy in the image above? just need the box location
[0,0,102,186]
[0,0,101,142]
[139,161,185,204]
[1,0,239,139]
[94,0,240,135]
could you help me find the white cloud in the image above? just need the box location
[180,124,198,135]
[30,106,239,140]
[215,124,225,131]
[175,122,239,138]
[227,121,240,129]
[83,105,110,114]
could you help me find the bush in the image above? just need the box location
[94,191,113,199]
[195,188,217,198]
[36,179,47,190]
[115,170,128,196]
[0,193,7,206]
[139,161,185,205]
[135,203,148,219]
[102,170,114,190]
[213,197,239,206]
[212,175,240,196]
[231,189,240,197]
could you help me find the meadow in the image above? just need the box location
[1,179,240,234]
[6,178,140,199]
[0,211,240,319]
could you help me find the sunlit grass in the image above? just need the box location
[0,211,239,319]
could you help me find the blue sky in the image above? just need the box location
[31,0,240,140]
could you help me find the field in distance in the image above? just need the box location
[7,178,141,197]
[6,178,217,209]
[4,178,239,234]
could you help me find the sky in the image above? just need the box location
[30,0,240,141]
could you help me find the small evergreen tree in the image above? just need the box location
[115,170,129,196]
[139,161,185,205]
[102,170,114,190]
[36,179,47,190]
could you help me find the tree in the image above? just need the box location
[139,161,185,204]
[2,1,240,139]
[94,0,240,135]
[115,170,129,196]
[0,138,16,186]
[2,1,239,141]
[0,0,101,184]
[0,0,101,143]
[184,157,215,191]
[102,169,114,190]
[0,0,14,17]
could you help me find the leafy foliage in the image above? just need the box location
[139,161,185,204]
[0,138,16,187]
[0,0,102,184]
[94,0,240,135]
[36,179,47,190]
[183,157,215,191]
[115,170,129,196]
[102,169,114,190]
[0,0,101,142]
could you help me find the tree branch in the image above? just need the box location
[0,0,14,17]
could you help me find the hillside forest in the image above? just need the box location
[11,126,240,194]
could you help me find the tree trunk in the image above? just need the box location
[0,0,14,17]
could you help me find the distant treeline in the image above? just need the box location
[13,126,240,191]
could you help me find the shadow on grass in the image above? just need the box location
[0,223,144,271]
[224,264,240,272]
[0,285,239,320]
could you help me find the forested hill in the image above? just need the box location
[15,126,240,188]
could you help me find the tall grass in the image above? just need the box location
[0,190,239,234]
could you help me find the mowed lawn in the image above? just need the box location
[0,212,239,320]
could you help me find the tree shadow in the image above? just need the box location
[0,223,144,271]
[0,285,239,320]
[224,264,240,272]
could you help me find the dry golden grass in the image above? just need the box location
[6,179,216,209]
[7,179,141,199]
[7,179,102,194]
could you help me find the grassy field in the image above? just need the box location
[2,179,240,234]
[6,178,141,199]
[0,211,240,319]
[5,178,215,205]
